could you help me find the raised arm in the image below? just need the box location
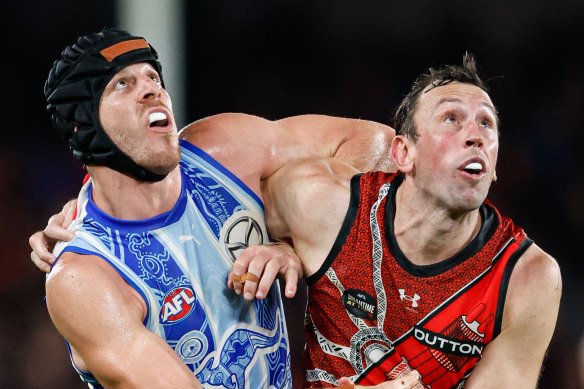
[31,113,394,273]
[464,244,561,388]
[180,113,395,198]
[46,253,202,388]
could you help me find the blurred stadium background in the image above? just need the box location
[0,1,582,387]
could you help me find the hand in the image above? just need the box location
[228,241,303,301]
[29,199,77,272]
[337,370,421,388]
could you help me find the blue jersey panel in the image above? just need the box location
[54,142,291,389]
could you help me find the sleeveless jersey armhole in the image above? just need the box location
[306,173,362,286]
[492,237,534,337]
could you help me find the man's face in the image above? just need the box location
[99,62,180,176]
[410,82,499,213]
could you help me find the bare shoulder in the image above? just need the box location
[46,252,145,332]
[179,113,272,148]
[264,157,358,275]
[264,157,353,227]
[508,243,562,301]
[503,242,561,337]
[47,252,126,294]
[47,252,104,297]
[465,243,561,387]
[283,157,357,228]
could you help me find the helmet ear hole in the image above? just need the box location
[50,110,74,144]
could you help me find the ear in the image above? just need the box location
[390,135,415,173]
[492,169,497,182]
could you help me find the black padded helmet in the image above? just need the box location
[44,28,169,182]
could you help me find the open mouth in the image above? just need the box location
[462,162,483,175]
[459,160,486,179]
[149,112,169,128]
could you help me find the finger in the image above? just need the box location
[231,246,256,277]
[242,271,261,301]
[230,272,261,296]
[242,253,270,300]
[230,247,257,296]
[231,272,260,284]
[236,245,272,300]
[62,199,77,228]
[45,214,75,242]
[30,251,51,273]
[283,267,299,298]
[29,231,56,265]
[227,271,235,289]
[255,261,280,300]
[228,271,244,295]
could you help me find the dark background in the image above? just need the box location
[0,1,582,387]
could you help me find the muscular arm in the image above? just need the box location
[465,244,561,388]
[31,113,394,272]
[46,253,201,389]
[180,113,395,198]
[262,157,358,276]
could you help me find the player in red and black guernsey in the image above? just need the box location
[250,54,561,388]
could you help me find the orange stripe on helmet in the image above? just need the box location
[100,39,149,62]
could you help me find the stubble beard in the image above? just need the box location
[116,129,181,176]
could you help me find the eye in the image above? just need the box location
[479,118,493,128]
[444,114,457,124]
[115,78,128,89]
[149,73,161,83]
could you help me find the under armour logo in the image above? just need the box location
[398,289,420,308]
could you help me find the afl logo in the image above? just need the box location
[220,210,268,262]
[159,286,196,324]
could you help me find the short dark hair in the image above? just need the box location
[392,53,497,141]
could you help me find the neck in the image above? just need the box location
[393,179,482,266]
[89,166,182,220]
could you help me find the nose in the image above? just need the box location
[464,121,484,148]
[136,76,162,102]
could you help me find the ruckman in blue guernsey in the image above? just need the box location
[41,28,406,388]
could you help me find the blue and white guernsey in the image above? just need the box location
[53,140,291,389]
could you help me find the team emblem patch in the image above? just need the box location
[342,289,377,320]
[219,210,269,262]
[160,286,196,324]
